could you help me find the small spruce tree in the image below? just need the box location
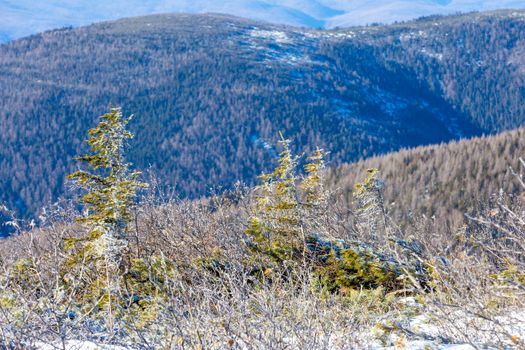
[301,147,328,233]
[245,137,330,266]
[66,107,146,331]
[245,133,302,263]
[353,168,387,242]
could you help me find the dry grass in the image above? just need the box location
[0,176,524,349]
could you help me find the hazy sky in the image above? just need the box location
[1,0,525,42]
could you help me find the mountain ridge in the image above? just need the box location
[3,1,525,43]
[1,11,525,223]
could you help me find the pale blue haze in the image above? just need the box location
[1,0,525,42]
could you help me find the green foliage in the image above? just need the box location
[8,257,38,292]
[353,169,381,197]
[301,147,329,235]
[246,134,303,263]
[314,248,401,294]
[306,232,412,294]
[245,137,332,265]
[302,147,327,207]
[494,263,525,288]
[62,108,183,331]
[68,107,145,233]
[245,143,418,293]
[194,248,229,278]
[125,255,176,328]
[12,257,33,277]
[65,107,147,330]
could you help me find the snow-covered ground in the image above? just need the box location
[245,28,317,66]
[37,341,127,350]
[369,298,525,350]
[249,29,291,44]
[34,304,525,349]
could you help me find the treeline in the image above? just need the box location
[1,11,525,218]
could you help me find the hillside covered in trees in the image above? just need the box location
[329,127,525,232]
[2,10,525,219]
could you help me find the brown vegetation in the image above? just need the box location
[329,127,525,232]
[0,131,524,348]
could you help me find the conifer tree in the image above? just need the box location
[66,107,145,331]
[302,148,327,208]
[245,133,302,262]
[300,147,328,235]
[353,168,387,241]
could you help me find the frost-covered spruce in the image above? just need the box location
[66,107,146,332]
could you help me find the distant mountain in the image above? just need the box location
[326,0,525,28]
[0,0,328,43]
[2,0,525,43]
[1,11,525,223]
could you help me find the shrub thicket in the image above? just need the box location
[0,110,523,349]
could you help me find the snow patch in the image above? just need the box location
[36,340,127,350]
[420,48,444,61]
[400,30,428,42]
[303,30,355,40]
[249,29,291,43]
[370,301,525,350]
[245,28,320,66]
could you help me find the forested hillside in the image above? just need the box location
[330,127,525,231]
[2,10,525,218]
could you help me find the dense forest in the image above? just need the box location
[2,11,525,219]
[329,127,525,231]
